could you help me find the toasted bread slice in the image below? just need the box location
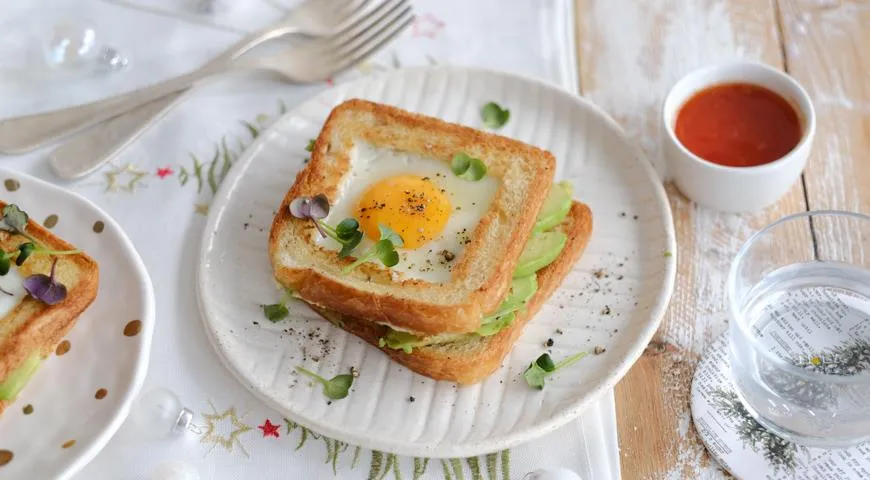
[308,201,593,385]
[270,99,556,335]
[0,202,99,414]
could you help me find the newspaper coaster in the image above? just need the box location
[691,334,870,479]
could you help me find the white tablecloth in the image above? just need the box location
[0,1,621,478]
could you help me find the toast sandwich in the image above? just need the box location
[0,202,99,415]
[270,99,556,335]
[308,201,592,384]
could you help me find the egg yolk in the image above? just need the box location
[355,175,451,249]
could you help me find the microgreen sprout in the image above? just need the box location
[262,289,294,322]
[523,351,589,390]
[289,195,365,257]
[22,258,67,305]
[481,102,510,129]
[306,138,316,152]
[342,225,403,274]
[289,194,331,237]
[317,218,364,259]
[295,366,354,400]
[0,205,36,243]
[451,152,487,181]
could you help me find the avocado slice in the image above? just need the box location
[379,330,467,353]
[534,181,573,232]
[484,275,537,320]
[380,275,541,351]
[0,351,43,401]
[513,231,568,278]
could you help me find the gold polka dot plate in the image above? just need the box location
[0,169,155,480]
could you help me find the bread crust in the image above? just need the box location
[270,99,555,334]
[0,201,99,412]
[309,201,593,385]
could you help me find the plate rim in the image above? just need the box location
[197,65,677,458]
[0,167,157,480]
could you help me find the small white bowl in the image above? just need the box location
[661,62,816,213]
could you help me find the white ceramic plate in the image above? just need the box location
[198,66,676,458]
[0,169,155,480]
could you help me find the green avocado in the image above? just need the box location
[513,231,568,278]
[483,275,538,322]
[0,351,42,401]
[534,181,573,232]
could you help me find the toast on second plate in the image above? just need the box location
[308,201,593,385]
[0,202,99,415]
[270,99,556,335]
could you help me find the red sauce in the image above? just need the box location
[674,82,802,168]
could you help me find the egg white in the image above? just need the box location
[315,142,499,283]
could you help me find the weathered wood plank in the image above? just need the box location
[574,0,809,477]
[778,0,870,262]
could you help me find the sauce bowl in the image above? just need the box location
[661,61,816,213]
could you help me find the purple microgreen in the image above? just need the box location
[341,225,403,274]
[309,194,329,219]
[23,258,67,305]
[289,197,312,218]
[289,194,331,238]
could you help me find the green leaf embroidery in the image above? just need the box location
[242,120,260,139]
[450,458,465,480]
[368,451,384,480]
[191,154,204,194]
[500,450,510,480]
[485,453,498,480]
[413,457,429,480]
[352,445,362,469]
[220,136,233,182]
[207,145,220,195]
[466,457,481,480]
[441,459,453,480]
[379,453,400,480]
[179,166,190,186]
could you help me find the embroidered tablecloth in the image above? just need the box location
[0,1,621,478]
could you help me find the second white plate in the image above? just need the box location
[0,169,155,480]
[198,66,676,458]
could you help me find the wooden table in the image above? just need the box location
[571,0,869,477]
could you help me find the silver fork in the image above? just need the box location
[0,0,372,154]
[48,1,414,180]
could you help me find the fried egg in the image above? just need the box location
[316,142,499,282]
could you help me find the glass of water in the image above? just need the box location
[728,210,870,448]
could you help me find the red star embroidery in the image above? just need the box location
[325,77,335,87]
[156,166,174,179]
[258,419,280,438]
[412,13,445,38]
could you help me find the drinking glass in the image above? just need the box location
[728,210,870,448]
